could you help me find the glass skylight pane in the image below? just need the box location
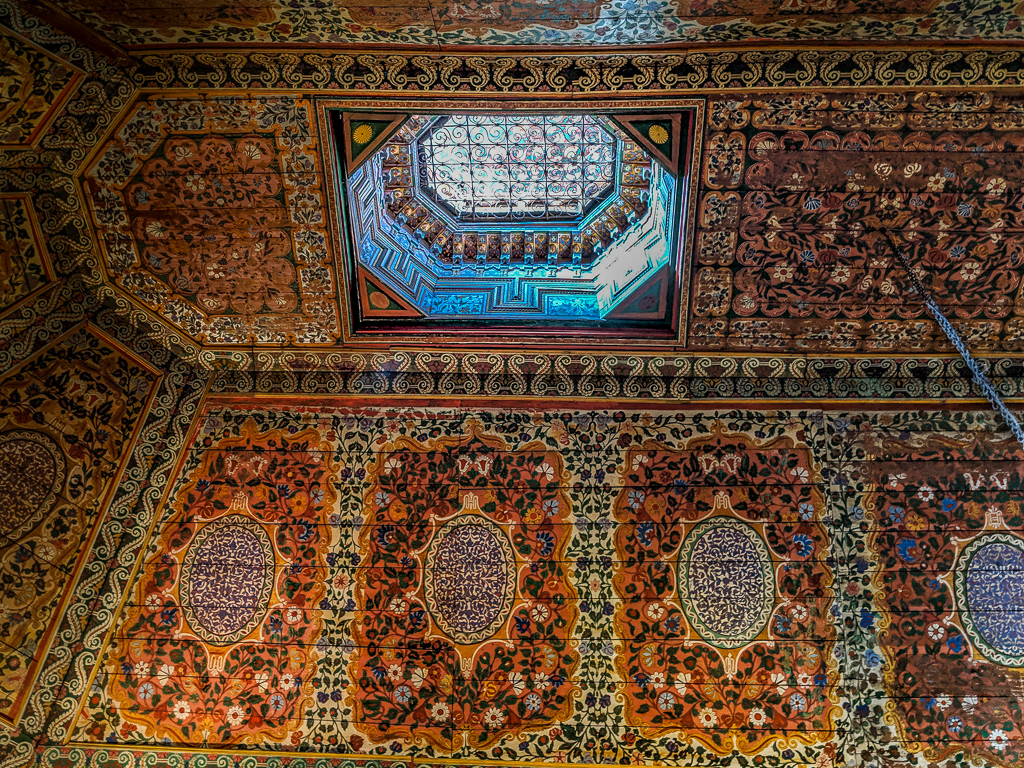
[418,114,616,223]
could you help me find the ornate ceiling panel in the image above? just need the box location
[42,0,1024,47]
[85,95,340,345]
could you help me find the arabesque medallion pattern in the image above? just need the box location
[85,419,335,745]
[612,425,840,756]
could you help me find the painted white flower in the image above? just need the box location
[790,467,810,482]
[958,260,982,281]
[537,463,555,481]
[797,673,814,687]
[748,707,767,727]
[156,663,175,685]
[509,671,525,696]
[771,672,787,696]
[171,700,191,722]
[145,221,166,238]
[831,265,850,284]
[649,671,666,690]
[389,596,409,614]
[243,143,262,160]
[631,454,649,469]
[990,729,1009,752]
[384,457,402,475]
[254,671,270,692]
[535,672,551,690]
[145,594,163,609]
[674,673,691,697]
[935,696,952,710]
[927,623,946,640]
[483,706,506,729]
[173,145,193,162]
[430,702,450,721]
[917,485,935,501]
[531,604,550,622]
[280,674,295,691]
[411,668,429,690]
[387,664,403,683]
[697,706,718,728]
[791,604,808,621]
[963,695,978,713]
[645,602,666,621]
[285,606,303,624]
[133,662,149,677]
[184,172,205,192]
[226,705,245,726]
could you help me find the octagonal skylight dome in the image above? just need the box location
[416,114,617,223]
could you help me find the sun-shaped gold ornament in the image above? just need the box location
[647,124,669,145]
[352,124,374,144]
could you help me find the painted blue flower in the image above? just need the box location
[663,616,680,633]
[160,607,178,626]
[525,693,542,712]
[137,682,155,701]
[789,693,807,712]
[949,245,966,258]
[923,697,936,711]
[375,491,390,506]
[672,478,687,494]
[800,249,815,263]
[276,483,291,498]
[859,608,876,630]
[793,534,813,557]
[537,531,555,556]
[628,489,646,508]
[543,498,560,516]
[657,692,675,712]
[372,667,386,682]
[376,525,395,547]
[634,673,649,688]
[514,615,530,634]
[775,615,791,634]
[942,497,957,514]
[393,685,411,704]
[947,635,964,653]
[948,715,963,733]
[958,203,973,216]
[887,505,905,524]
[864,649,883,668]
[636,520,654,548]
[600,694,611,707]
[269,693,285,711]
[268,616,283,633]
[897,538,916,562]
[798,503,814,521]
[803,197,821,211]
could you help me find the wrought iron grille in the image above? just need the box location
[416,114,617,223]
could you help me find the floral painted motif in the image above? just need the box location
[0,195,52,314]
[693,93,1024,352]
[612,424,840,756]
[350,425,579,751]
[86,96,338,344]
[0,28,80,148]
[854,419,1024,767]
[88,419,336,745]
[0,328,157,726]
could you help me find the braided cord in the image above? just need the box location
[886,235,1024,451]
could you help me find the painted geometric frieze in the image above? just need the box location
[85,95,339,345]
[0,326,158,727]
[0,25,81,149]
[691,92,1024,353]
[612,423,841,757]
[79,419,336,745]
[0,194,53,316]
[40,0,1024,48]
[846,414,1024,767]
[75,404,842,767]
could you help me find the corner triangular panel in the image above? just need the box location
[342,113,408,172]
[606,265,670,321]
[357,268,423,319]
[610,114,683,175]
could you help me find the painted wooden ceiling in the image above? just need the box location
[40,0,1024,47]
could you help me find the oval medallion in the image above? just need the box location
[180,514,274,644]
[956,533,1024,666]
[0,430,66,541]
[677,518,775,648]
[424,515,516,644]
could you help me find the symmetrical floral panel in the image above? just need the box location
[0,325,159,727]
[39,0,1024,48]
[0,194,52,316]
[84,95,339,345]
[829,412,1024,768]
[692,92,1024,353]
[74,404,843,766]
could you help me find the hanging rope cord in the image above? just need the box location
[884,233,1024,451]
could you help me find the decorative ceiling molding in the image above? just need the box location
[136,48,1024,93]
